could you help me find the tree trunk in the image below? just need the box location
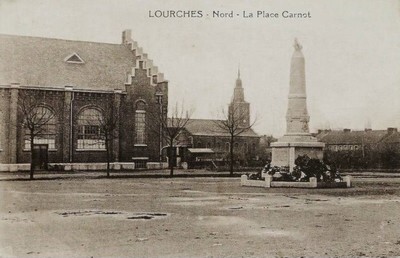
[30,132,34,180]
[230,136,234,176]
[106,137,110,177]
[169,139,174,177]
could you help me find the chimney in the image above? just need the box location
[122,29,132,44]
[387,127,398,134]
[343,129,351,133]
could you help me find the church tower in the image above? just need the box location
[229,68,250,128]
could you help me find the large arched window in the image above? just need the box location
[77,108,105,150]
[24,106,56,150]
[135,100,146,145]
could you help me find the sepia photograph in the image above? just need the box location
[0,0,399,257]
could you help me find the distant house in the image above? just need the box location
[316,128,400,168]
[316,128,390,152]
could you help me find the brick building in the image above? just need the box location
[0,30,168,171]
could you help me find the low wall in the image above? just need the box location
[241,175,352,188]
[146,162,168,170]
[0,164,31,172]
[0,162,137,172]
[54,163,136,171]
[0,162,172,172]
[241,175,269,188]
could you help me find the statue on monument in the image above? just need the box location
[293,38,302,51]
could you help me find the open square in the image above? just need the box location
[1,175,400,257]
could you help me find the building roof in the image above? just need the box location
[170,118,259,137]
[0,34,136,91]
[380,132,400,144]
[316,129,390,145]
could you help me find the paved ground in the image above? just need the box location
[1,174,400,257]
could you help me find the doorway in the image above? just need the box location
[32,144,48,170]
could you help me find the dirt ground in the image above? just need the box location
[1,176,400,257]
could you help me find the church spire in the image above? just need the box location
[233,69,244,101]
[235,66,242,89]
[230,68,250,127]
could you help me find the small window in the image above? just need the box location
[64,53,85,64]
[244,142,248,153]
[225,142,230,152]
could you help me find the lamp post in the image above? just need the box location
[155,92,164,166]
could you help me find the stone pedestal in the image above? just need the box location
[271,141,324,172]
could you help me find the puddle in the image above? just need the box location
[127,213,167,220]
[56,211,122,217]
[228,206,243,210]
[55,210,169,220]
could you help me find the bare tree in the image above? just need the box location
[213,105,256,176]
[18,90,55,180]
[148,102,192,177]
[97,105,119,177]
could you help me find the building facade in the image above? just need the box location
[0,30,168,170]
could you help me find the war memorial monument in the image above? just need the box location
[271,39,325,172]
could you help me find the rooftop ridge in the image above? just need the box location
[0,33,122,46]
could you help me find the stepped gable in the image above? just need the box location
[121,30,166,86]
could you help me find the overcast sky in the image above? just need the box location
[0,0,399,137]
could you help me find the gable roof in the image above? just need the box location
[316,130,389,145]
[0,34,136,91]
[379,132,400,144]
[169,118,259,137]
